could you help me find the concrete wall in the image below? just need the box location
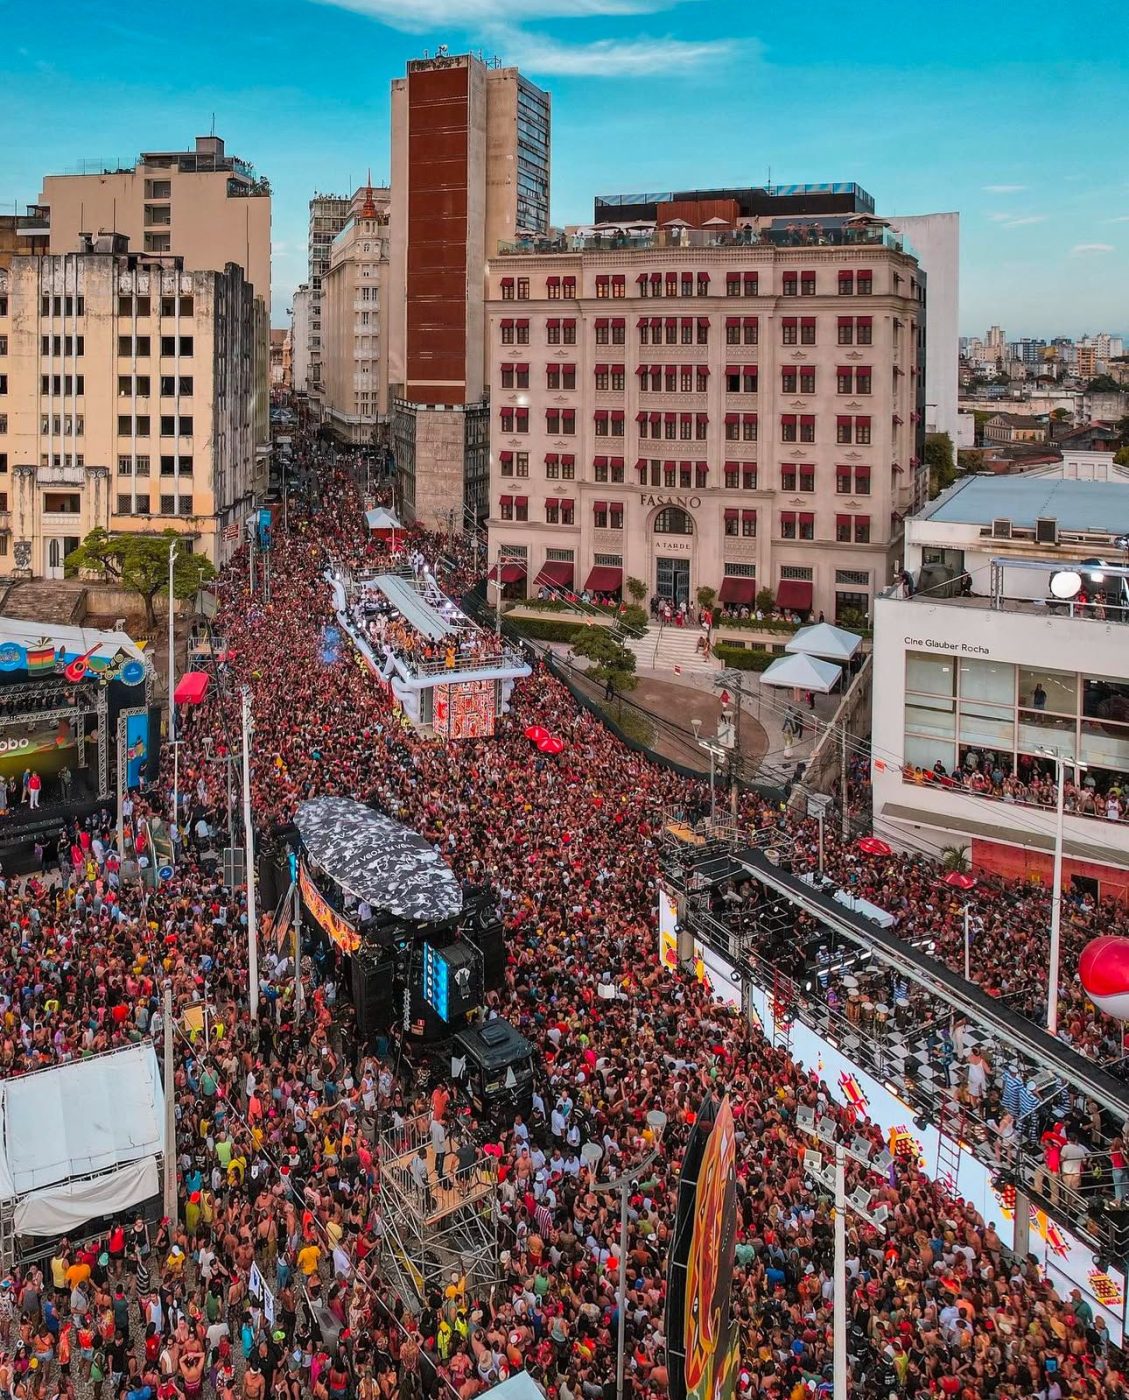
[886,213,959,444]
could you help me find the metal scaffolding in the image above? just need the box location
[377,1123,499,1313]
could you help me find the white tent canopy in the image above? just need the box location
[0,1043,165,1240]
[759,652,842,693]
[364,507,401,532]
[785,622,862,663]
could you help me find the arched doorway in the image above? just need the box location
[652,506,693,604]
[46,538,63,579]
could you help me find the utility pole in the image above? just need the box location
[241,686,259,1021]
[840,725,849,839]
[167,541,178,830]
[293,882,305,1022]
[162,981,177,1223]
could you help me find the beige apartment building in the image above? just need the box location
[321,187,391,444]
[37,136,271,473]
[485,230,926,620]
[0,234,257,576]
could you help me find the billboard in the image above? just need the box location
[298,861,361,954]
[125,710,149,789]
[434,680,496,740]
[667,1095,740,1400]
[657,890,742,1009]
[0,719,78,780]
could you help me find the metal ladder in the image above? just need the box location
[935,1090,966,1195]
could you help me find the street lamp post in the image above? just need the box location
[691,718,726,822]
[241,686,260,1022]
[796,1106,891,1399]
[167,541,178,828]
[1038,746,1086,1037]
[581,1110,668,1400]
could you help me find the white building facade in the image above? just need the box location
[885,213,959,444]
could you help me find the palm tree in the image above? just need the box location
[940,844,971,873]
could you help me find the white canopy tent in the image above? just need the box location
[759,652,842,694]
[0,1044,165,1255]
[364,507,401,532]
[785,622,862,663]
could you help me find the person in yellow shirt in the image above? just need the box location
[297,1243,321,1277]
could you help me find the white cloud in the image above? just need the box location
[1000,215,1047,228]
[1071,242,1115,256]
[314,0,698,29]
[982,184,1027,194]
[987,212,1011,222]
[1103,215,1129,224]
[492,26,743,75]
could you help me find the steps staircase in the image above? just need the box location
[626,623,720,676]
[2,581,88,626]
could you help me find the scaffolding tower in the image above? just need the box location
[377,1123,499,1313]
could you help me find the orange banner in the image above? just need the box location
[298,862,360,954]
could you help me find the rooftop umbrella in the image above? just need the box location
[538,735,565,755]
[857,836,893,857]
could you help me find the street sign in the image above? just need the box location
[157,864,174,882]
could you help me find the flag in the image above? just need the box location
[720,690,731,705]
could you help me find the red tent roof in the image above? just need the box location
[173,671,211,706]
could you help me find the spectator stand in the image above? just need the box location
[376,1119,499,1314]
[660,818,1129,1308]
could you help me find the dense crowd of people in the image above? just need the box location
[0,434,1126,1400]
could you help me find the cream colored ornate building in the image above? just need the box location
[321,187,391,444]
[0,234,257,575]
[485,227,926,621]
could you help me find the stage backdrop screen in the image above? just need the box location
[0,719,78,779]
[125,711,149,789]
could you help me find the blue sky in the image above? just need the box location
[2,0,1126,336]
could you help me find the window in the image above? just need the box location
[780,511,796,540]
[837,367,853,394]
[562,277,577,298]
[836,591,869,624]
[515,497,528,522]
[697,317,709,345]
[595,275,610,300]
[500,496,514,520]
[855,416,871,445]
[679,413,692,442]
[654,506,693,534]
[501,278,515,301]
[726,273,741,298]
[160,455,193,476]
[838,317,854,346]
[857,271,873,295]
[798,511,814,540]
[515,319,530,345]
[800,317,816,345]
[695,413,708,441]
[611,365,625,391]
[118,415,150,436]
[119,335,151,357]
[744,317,758,344]
[595,319,610,346]
[562,319,576,344]
[611,275,625,299]
[562,409,575,435]
[781,318,797,346]
[517,278,530,300]
[741,509,757,538]
[800,367,815,395]
[800,415,815,443]
[611,318,625,344]
[744,273,758,297]
[697,273,710,296]
[545,454,560,479]
[609,503,624,529]
[854,516,870,543]
[782,369,798,395]
[801,272,816,296]
[499,452,515,477]
[594,502,608,529]
[836,415,852,445]
[595,411,609,437]
[0,297,7,317]
[838,271,854,296]
[117,493,137,515]
[696,367,709,392]
[724,464,739,490]
[665,366,677,393]
[856,316,873,345]
[501,409,515,433]
[501,365,515,389]
[679,318,693,345]
[610,457,625,483]
[799,464,815,492]
[781,414,797,442]
[856,366,872,395]
[502,320,516,344]
[726,318,741,346]
[545,500,560,524]
[546,277,560,301]
[836,465,851,494]
[782,273,798,297]
[781,465,797,491]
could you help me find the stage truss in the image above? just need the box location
[377,1123,499,1312]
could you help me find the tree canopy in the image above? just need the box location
[65,528,216,627]
[571,624,638,699]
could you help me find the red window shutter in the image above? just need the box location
[726,316,740,328]
[594,319,608,331]
[724,508,739,521]
[798,512,814,526]
[499,451,513,463]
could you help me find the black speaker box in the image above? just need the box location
[352,944,395,1041]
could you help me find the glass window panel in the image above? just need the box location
[906,651,955,697]
[906,696,956,739]
[1017,712,1077,762]
[1018,666,1077,715]
[904,733,954,773]
[959,658,1015,705]
[1083,677,1129,723]
[1080,720,1129,774]
[958,700,1015,748]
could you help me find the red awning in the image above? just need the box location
[718,578,756,605]
[585,566,623,593]
[174,671,210,706]
[534,560,574,588]
[501,562,526,584]
[593,500,608,512]
[776,580,813,611]
[594,363,608,374]
[723,508,739,521]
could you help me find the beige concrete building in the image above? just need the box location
[485,227,926,620]
[321,187,391,444]
[0,234,257,576]
[306,194,352,414]
[37,136,271,474]
[388,53,551,529]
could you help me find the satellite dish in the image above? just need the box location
[1049,570,1082,600]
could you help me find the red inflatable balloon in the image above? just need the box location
[1079,936,1129,1020]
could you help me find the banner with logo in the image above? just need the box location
[298,861,360,954]
[125,710,149,788]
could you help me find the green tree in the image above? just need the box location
[925,432,957,499]
[625,575,647,605]
[696,585,717,612]
[1115,447,1129,468]
[755,587,776,615]
[572,625,638,708]
[618,603,648,636]
[1049,407,1070,422]
[1086,374,1120,394]
[65,527,216,628]
[940,844,971,873]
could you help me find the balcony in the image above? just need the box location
[36,464,85,488]
[498,219,913,259]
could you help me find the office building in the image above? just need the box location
[388,51,551,528]
[291,284,311,394]
[885,213,958,442]
[321,185,391,443]
[0,233,257,575]
[873,472,1129,896]
[484,203,926,620]
[36,136,271,471]
[306,193,352,412]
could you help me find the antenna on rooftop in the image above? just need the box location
[211,112,215,137]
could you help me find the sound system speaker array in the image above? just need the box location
[353,943,395,1042]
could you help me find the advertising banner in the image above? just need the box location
[298,861,360,954]
[125,711,149,788]
[0,719,78,780]
[657,891,742,1009]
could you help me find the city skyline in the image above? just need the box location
[2,0,1126,334]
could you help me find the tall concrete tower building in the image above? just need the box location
[388,51,551,528]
